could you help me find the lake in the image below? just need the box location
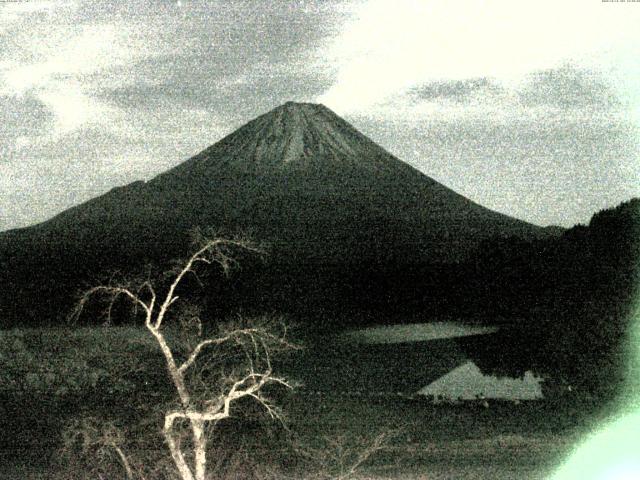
[337,321,543,400]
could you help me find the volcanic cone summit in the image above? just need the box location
[0,101,549,325]
[170,101,403,178]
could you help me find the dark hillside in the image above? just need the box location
[462,198,640,401]
[0,102,548,327]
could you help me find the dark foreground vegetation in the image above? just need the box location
[0,325,626,479]
[0,198,637,477]
[0,328,597,479]
[462,198,639,403]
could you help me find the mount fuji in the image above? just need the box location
[0,102,551,326]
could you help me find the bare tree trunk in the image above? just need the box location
[148,324,191,406]
[112,444,135,480]
[74,236,292,480]
[192,420,207,480]
[164,415,195,480]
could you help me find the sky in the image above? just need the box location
[1,0,640,231]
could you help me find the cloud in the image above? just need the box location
[83,0,344,118]
[0,3,159,144]
[2,0,639,232]
[339,65,639,228]
[93,57,334,128]
[409,78,501,103]
[518,65,620,109]
[0,93,53,154]
[317,0,640,114]
[402,66,624,120]
[1,126,157,230]
[1,92,237,230]
[1,0,354,230]
[0,0,72,34]
[348,85,639,228]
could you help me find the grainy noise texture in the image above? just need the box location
[1,0,640,230]
[1,2,640,479]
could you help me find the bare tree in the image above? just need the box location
[61,417,139,480]
[294,430,395,480]
[73,234,296,480]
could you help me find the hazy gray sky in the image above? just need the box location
[1,0,639,230]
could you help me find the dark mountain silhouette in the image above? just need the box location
[1,102,552,326]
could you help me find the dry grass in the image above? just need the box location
[0,327,590,479]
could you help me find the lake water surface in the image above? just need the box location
[343,321,544,400]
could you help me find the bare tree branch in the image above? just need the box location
[177,328,260,374]
[72,285,153,325]
[73,233,292,480]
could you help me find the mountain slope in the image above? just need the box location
[1,102,549,326]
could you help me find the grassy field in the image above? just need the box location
[0,326,610,479]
